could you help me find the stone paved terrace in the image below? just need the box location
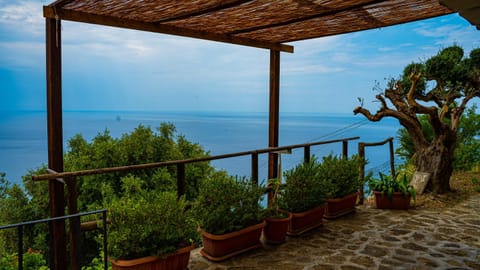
[189,194,480,270]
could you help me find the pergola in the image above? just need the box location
[43,1,455,269]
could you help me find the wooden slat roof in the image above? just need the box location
[44,0,454,52]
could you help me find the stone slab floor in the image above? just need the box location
[189,195,480,270]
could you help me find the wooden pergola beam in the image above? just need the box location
[43,6,294,53]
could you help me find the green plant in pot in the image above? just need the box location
[318,154,362,219]
[106,176,197,270]
[262,178,292,244]
[194,172,265,261]
[367,172,416,210]
[280,157,328,236]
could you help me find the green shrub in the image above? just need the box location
[0,250,49,270]
[106,178,197,260]
[194,172,264,235]
[317,154,362,199]
[367,173,416,202]
[281,157,328,213]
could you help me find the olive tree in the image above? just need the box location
[354,46,479,193]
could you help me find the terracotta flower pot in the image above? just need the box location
[264,212,292,244]
[110,244,194,270]
[287,205,325,236]
[324,192,358,219]
[199,221,265,261]
[374,191,411,210]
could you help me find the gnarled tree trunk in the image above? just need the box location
[415,135,456,193]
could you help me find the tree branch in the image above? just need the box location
[406,72,438,115]
[416,91,443,107]
[451,93,475,132]
[353,105,428,148]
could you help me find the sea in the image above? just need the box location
[0,110,402,186]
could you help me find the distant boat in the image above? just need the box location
[116,115,121,121]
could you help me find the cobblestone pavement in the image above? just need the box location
[189,195,480,270]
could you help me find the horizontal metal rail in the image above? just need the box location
[0,210,106,230]
[32,136,360,181]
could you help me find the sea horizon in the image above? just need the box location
[0,110,402,186]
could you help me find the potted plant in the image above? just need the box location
[280,157,327,236]
[263,178,292,244]
[367,172,416,210]
[106,178,197,270]
[194,172,265,261]
[319,154,362,219]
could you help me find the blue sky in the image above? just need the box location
[1,1,479,114]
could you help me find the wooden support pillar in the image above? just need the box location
[358,143,365,205]
[46,18,67,270]
[268,50,280,205]
[389,139,395,176]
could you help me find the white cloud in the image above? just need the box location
[283,63,344,74]
[0,1,44,37]
[378,43,414,52]
[281,36,353,75]
[291,35,344,55]
[413,18,480,51]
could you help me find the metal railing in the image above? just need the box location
[0,210,108,270]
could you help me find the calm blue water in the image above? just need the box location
[0,111,401,186]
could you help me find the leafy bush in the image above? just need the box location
[0,250,49,270]
[106,178,197,260]
[194,172,264,235]
[0,173,46,257]
[367,172,416,202]
[317,154,362,199]
[281,158,327,213]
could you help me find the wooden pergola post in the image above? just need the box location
[46,17,67,269]
[268,50,280,205]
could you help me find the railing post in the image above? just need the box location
[304,145,310,163]
[251,152,258,186]
[176,164,186,198]
[389,138,395,176]
[102,210,108,270]
[342,140,348,159]
[358,143,365,205]
[18,225,23,270]
[67,176,80,270]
